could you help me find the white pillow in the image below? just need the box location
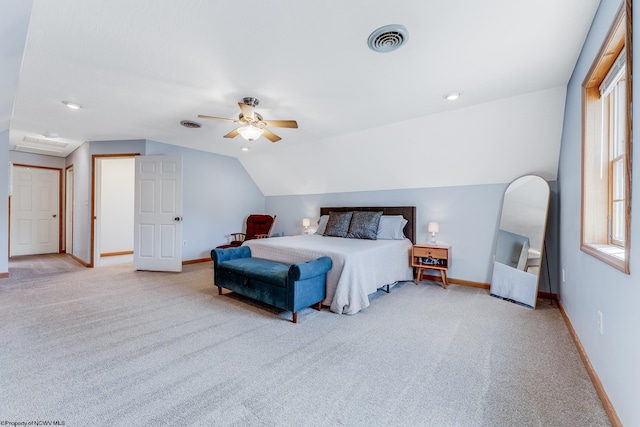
[315,215,329,235]
[376,215,407,240]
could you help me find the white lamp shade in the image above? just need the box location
[428,222,440,233]
[302,218,311,227]
[237,125,264,141]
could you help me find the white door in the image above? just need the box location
[10,166,60,256]
[133,155,183,272]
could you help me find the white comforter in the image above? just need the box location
[243,235,413,315]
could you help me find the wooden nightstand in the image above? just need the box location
[411,244,451,288]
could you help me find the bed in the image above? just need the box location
[243,206,416,315]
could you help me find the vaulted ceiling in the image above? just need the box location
[3,0,600,195]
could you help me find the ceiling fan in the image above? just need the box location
[198,97,298,143]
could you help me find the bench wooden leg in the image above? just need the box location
[292,312,298,323]
[217,286,222,295]
[316,302,322,311]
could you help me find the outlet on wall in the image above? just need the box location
[597,310,604,335]
[183,240,187,246]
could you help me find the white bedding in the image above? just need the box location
[243,234,413,315]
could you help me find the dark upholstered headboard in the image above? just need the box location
[319,206,416,244]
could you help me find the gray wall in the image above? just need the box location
[5,139,265,267]
[145,140,265,260]
[66,140,147,264]
[557,1,640,425]
[64,142,92,262]
[10,151,66,169]
[266,182,558,288]
[72,139,264,264]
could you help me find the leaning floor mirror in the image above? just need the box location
[490,175,550,309]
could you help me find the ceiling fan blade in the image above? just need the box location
[238,102,255,120]
[262,128,282,143]
[223,128,240,138]
[197,114,240,123]
[262,120,298,129]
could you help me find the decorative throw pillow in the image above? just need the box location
[346,211,383,240]
[323,211,353,237]
[377,215,408,240]
[315,215,329,235]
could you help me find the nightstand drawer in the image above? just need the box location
[413,247,447,259]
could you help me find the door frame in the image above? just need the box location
[65,164,74,255]
[9,163,63,256]
[90,153,139,268]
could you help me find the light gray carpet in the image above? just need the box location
[0,255,610,426]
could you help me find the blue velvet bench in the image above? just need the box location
[211,246,332,323]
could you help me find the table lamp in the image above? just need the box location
[428,222,439,244]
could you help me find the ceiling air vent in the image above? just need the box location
[367,24,409,53]
[15,145,64,155]
[180,120,202,129]
[22,135,69,147]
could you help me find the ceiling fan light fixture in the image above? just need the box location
[237,125,264,141]
[199,97,297,143]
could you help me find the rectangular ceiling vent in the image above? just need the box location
[15,144,65,156]
[22,135,69,147]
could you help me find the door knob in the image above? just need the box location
[52,214,57,218]
[174,216,182,222]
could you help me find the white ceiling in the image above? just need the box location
[5,0,600,195]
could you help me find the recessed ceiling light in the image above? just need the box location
[62,100,82,109]
[241,147,249,152]
[444,92,461,101]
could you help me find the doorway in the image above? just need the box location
[92,155,137,267]
[65,165,74,255]
[9,164,62,257]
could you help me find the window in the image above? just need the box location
[581,1,632,274]
[603,49,627,247]
[580,0,631,274]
